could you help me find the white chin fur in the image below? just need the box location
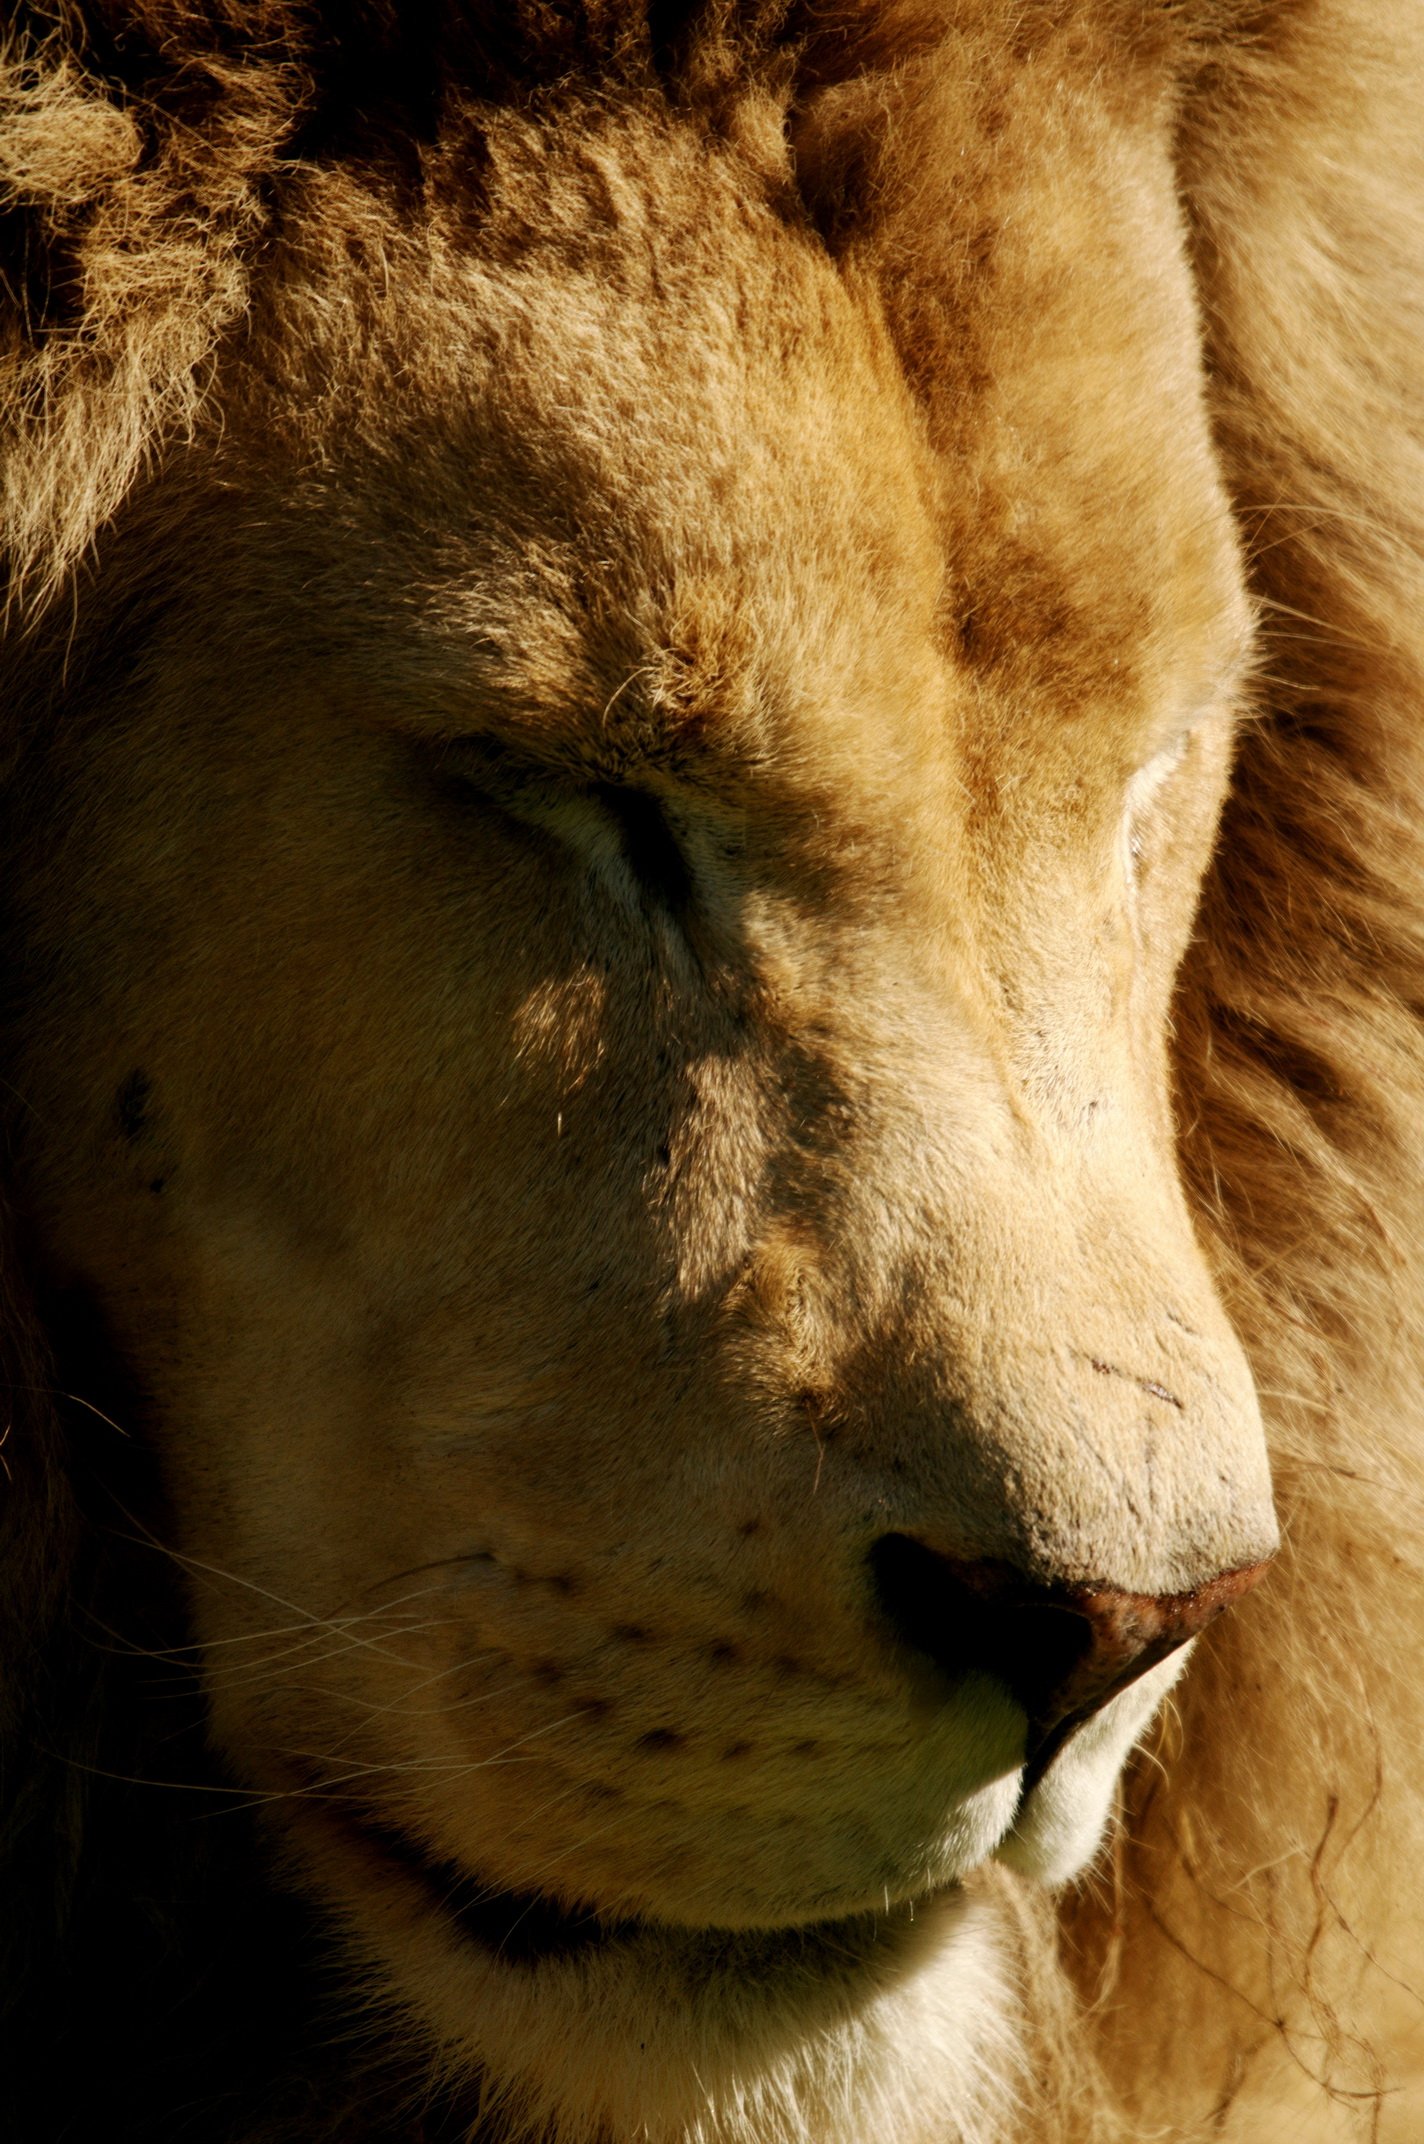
[405,1889,1022,2144]
[330,1663,1188,2137]
[995,1646,1192,1885]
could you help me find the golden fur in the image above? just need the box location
[2,5,1423,2140]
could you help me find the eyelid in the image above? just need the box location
[437,730,569,798]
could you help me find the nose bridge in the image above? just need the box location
[724,924,1276,1594]
[761,1076,1276,1600]
[939,1302,1274,1597]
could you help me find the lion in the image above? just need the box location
[2,3,1422,2140]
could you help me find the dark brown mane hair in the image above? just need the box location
[4,4,1423,2138]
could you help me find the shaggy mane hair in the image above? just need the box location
[3,4,1423,2139]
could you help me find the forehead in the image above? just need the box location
[872,39,1254,761]
[242,61,1248,787]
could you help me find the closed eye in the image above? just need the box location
[433,736,691,914]
[593,785,692,914]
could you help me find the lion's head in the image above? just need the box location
[3,7,1422,2143]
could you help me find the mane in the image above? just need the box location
[3,5,1423,2139]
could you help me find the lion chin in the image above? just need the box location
[4,5,1424,2144]
[281,1666,1187,2144]
[278,1654,1191,2141]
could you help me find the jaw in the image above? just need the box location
[282,1801,1020,2144]
[261,1673,1166,2144]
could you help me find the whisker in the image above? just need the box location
[104,1509,450,1672]
[318,1672,532,1724]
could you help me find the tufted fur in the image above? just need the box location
[2,5,1423,2141]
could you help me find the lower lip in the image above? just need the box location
[321,1803,961,1971]
[331,1804,630,1962]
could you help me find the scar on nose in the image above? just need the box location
[114,1068,152,1142]
[1087,1357,1185,1410]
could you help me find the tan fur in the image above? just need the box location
[2,6,1422,2141]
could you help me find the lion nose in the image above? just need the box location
[869,1533,1272,1778]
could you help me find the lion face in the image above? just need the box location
[6,94,1277,2140]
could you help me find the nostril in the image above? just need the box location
[869,1533,1272,1775]
[870,1535,1097,1718]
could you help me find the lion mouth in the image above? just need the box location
[335,1805,631,1962]
[326,1803,960,1971]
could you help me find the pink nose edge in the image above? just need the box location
[1015,1558,1275,1785]
[869,1534,1275,1786]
